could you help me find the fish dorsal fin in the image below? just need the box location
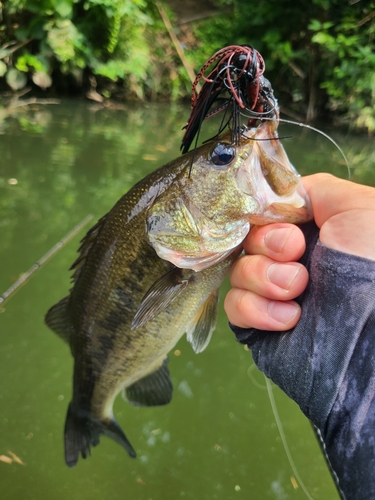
[45,296,73,344]
[124,358,173,406]
[186,289,219,353]
[69,215,107,283]
[131,267,194,330]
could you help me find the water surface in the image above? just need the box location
[0,100,374,500]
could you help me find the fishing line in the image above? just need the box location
[278,118,350,178]
[265,375,315,500]
[239,129,294,142]
[0,214,93,306]
[240,112,350,178]
[247,363,268,390]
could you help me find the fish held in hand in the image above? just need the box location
[45,118,312,467]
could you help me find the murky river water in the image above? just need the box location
[0,100,374,500]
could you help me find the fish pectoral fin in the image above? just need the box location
[186,289,219,353]
[124,357,173,407]
[64,403,136,467]
[45,296,73,344]
[131,267,193,330]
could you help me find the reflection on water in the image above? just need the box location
[0,100,373,500]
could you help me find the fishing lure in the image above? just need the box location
[181,44,349,174]
[181,44,278,154]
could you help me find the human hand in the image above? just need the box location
[225,173,375,500]
[224,173,375,330]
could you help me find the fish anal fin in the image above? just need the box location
[131,267,193,330]
[124,358,173,407]
[44,296,73,344]
[64,403,136,467]
[186,289,219,353]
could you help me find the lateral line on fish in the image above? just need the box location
[265,376,314,500]
[0,214,94,306]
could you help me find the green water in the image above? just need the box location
[0,100,374,500]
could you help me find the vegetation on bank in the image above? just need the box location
[1,0,374,132]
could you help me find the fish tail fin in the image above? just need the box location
[64,403,136,467]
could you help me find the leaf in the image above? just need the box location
[55,0,73,18]
[32,71,52,90]
[16,54,45,72]
[311,32,334,47]
[7,451,25,466]
[0,61,7,77]
[5,68,27,91]
[47,19,83,63]
[0,48,11,60]
[308,19,322,31]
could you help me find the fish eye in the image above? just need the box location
[210,143,236,167]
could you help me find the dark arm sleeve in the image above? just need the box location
[230,221,375,500]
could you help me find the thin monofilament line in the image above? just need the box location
[240,111,350,178]
[265,376,315,500]
[278,118,350,178]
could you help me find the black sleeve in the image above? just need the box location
[230,221,375,500]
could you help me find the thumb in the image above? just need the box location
[302,173,375,228]
[302,174,375,259]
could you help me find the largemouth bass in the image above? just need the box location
[45,119,312,467]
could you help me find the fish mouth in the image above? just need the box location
[238,119,313,224]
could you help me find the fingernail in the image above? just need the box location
[267,263,301,290]
[264,227,292,253]
[268,301,300,325]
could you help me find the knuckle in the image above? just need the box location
[239,254,264,281]
[235,289,252,318]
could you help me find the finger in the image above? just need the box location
[229,254,309,300]
[224,288,301,330]
[243,223,306,262]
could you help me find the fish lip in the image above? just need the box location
[236,119,313,222]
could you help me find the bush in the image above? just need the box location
[0,0,191,99]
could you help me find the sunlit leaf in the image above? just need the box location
[55,0,73,18]
[5,68,27,91]
[0,61,7,77]
[32,71,53,90]
[0,49,11,60]
[7,450,25,466]
[46,19,83,63]
[16,54,46,73]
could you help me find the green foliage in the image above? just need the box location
[309,15,375,132]
[1,0,374,132]
[0,0,187,99]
